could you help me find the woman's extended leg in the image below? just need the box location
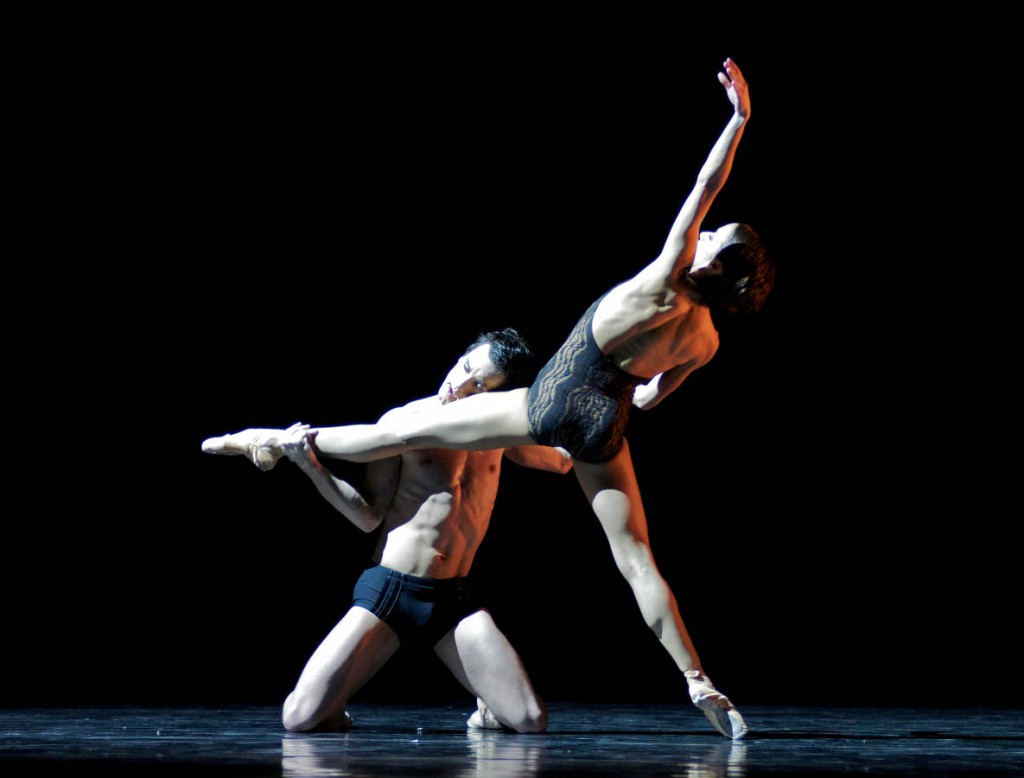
[203,390,535,466]
[312,389,535,462]
[571,439,747,739]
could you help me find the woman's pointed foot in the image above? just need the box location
[685,669,748,740]
[201,428,285,471]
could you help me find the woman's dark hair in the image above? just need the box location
[698,223,775,314]
[464,328,537,390]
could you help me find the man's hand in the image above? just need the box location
[279,423,316,465]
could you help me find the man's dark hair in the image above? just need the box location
[697,223,775,314]
[464,327,537,390]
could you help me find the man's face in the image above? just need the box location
[437,343,506,404]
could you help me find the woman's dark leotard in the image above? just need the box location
[527,293,641,463]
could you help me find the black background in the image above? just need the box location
[7,10,1019,712]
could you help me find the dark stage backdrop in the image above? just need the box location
[8,11,1018,712]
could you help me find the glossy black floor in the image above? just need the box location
[2,703,1021,776]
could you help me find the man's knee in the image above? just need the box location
[520,704,549,734]
[282,689,336,733]
[281,691,310,732]
[507,700,548,734]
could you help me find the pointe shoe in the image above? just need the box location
[685,669,748,740]
[201,429,285,471]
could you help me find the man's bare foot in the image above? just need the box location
[466,699,504,730]
[326,710,353,732]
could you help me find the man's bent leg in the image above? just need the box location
[282,606,399,732]
[435,610,547,734]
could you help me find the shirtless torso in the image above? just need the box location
[372,397,560,579]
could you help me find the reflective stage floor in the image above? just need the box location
[2,703,1021,776]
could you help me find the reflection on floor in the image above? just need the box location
[2,703,1022,776]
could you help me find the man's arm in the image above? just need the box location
[280,433,398,533]
[503,445,573,473]
[638,58,751,285]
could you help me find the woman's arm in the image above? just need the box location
[639,58,752,284]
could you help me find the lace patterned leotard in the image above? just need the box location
[527,292,641,463]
